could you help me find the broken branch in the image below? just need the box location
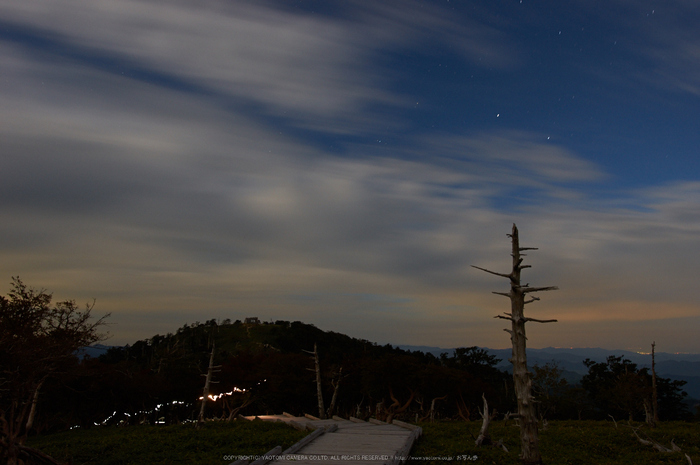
[523,317,558,324]
[471,265,511,279]
[521,286,559,294]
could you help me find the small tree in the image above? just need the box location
[531,362,568,421]
[473,224,557,465]
[582,356,649,420]
[1,277,109,465]
[581,355,689,421]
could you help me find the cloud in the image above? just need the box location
[4,65,696,344]
[1,0,699,350]
[2,110,605,302]
[0,0,517,137]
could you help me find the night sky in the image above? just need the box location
[2,0,699,352]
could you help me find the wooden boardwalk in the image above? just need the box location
[242,414,422,465]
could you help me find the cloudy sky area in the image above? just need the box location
[2,0,700,352]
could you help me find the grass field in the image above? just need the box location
[26,419,699,465]
[409,420,700,464]
[26,420,307,465]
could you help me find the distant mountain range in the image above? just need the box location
[76,343,113,359]
[399,345,700,400]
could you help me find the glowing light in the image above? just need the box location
[95,400,190,426]
[198,387,247,401]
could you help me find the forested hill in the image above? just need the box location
[35,319,692,435]
[98,319,435,366]
[54,319,511,430]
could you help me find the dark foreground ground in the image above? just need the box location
[26,419,700,465]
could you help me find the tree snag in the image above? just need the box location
[651,341,659,427]
[475,394,496,446]
[197,342,221,429]
[385,387,416,423]
[225,391,254,422]
[456,394,471,422]
[428,395,447,422]
[326,366,346,419]
[473,224,558,465]
[304,343,326,419]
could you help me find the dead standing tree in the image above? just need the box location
[326,367,346,419]
[197,342,221,429]
[473,224,558,465]
[650,341,659,427]
[303,343,326,419]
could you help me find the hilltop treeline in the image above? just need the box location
[33,320,692,433]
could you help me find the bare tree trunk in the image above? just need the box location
[429,395,447,422]
[644,399,653,425]
[226,393,254,421]
[304,343,326,419]
[651,341,659,426]
[385,388,415,423]
[313,344,325,420]
[24,377,46,440]
[456,394,471,422]
[197,343,220,429]
[473,224,558,465]
[326,367,343,418]
[475,394,495,446]
[356,397,364,418]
